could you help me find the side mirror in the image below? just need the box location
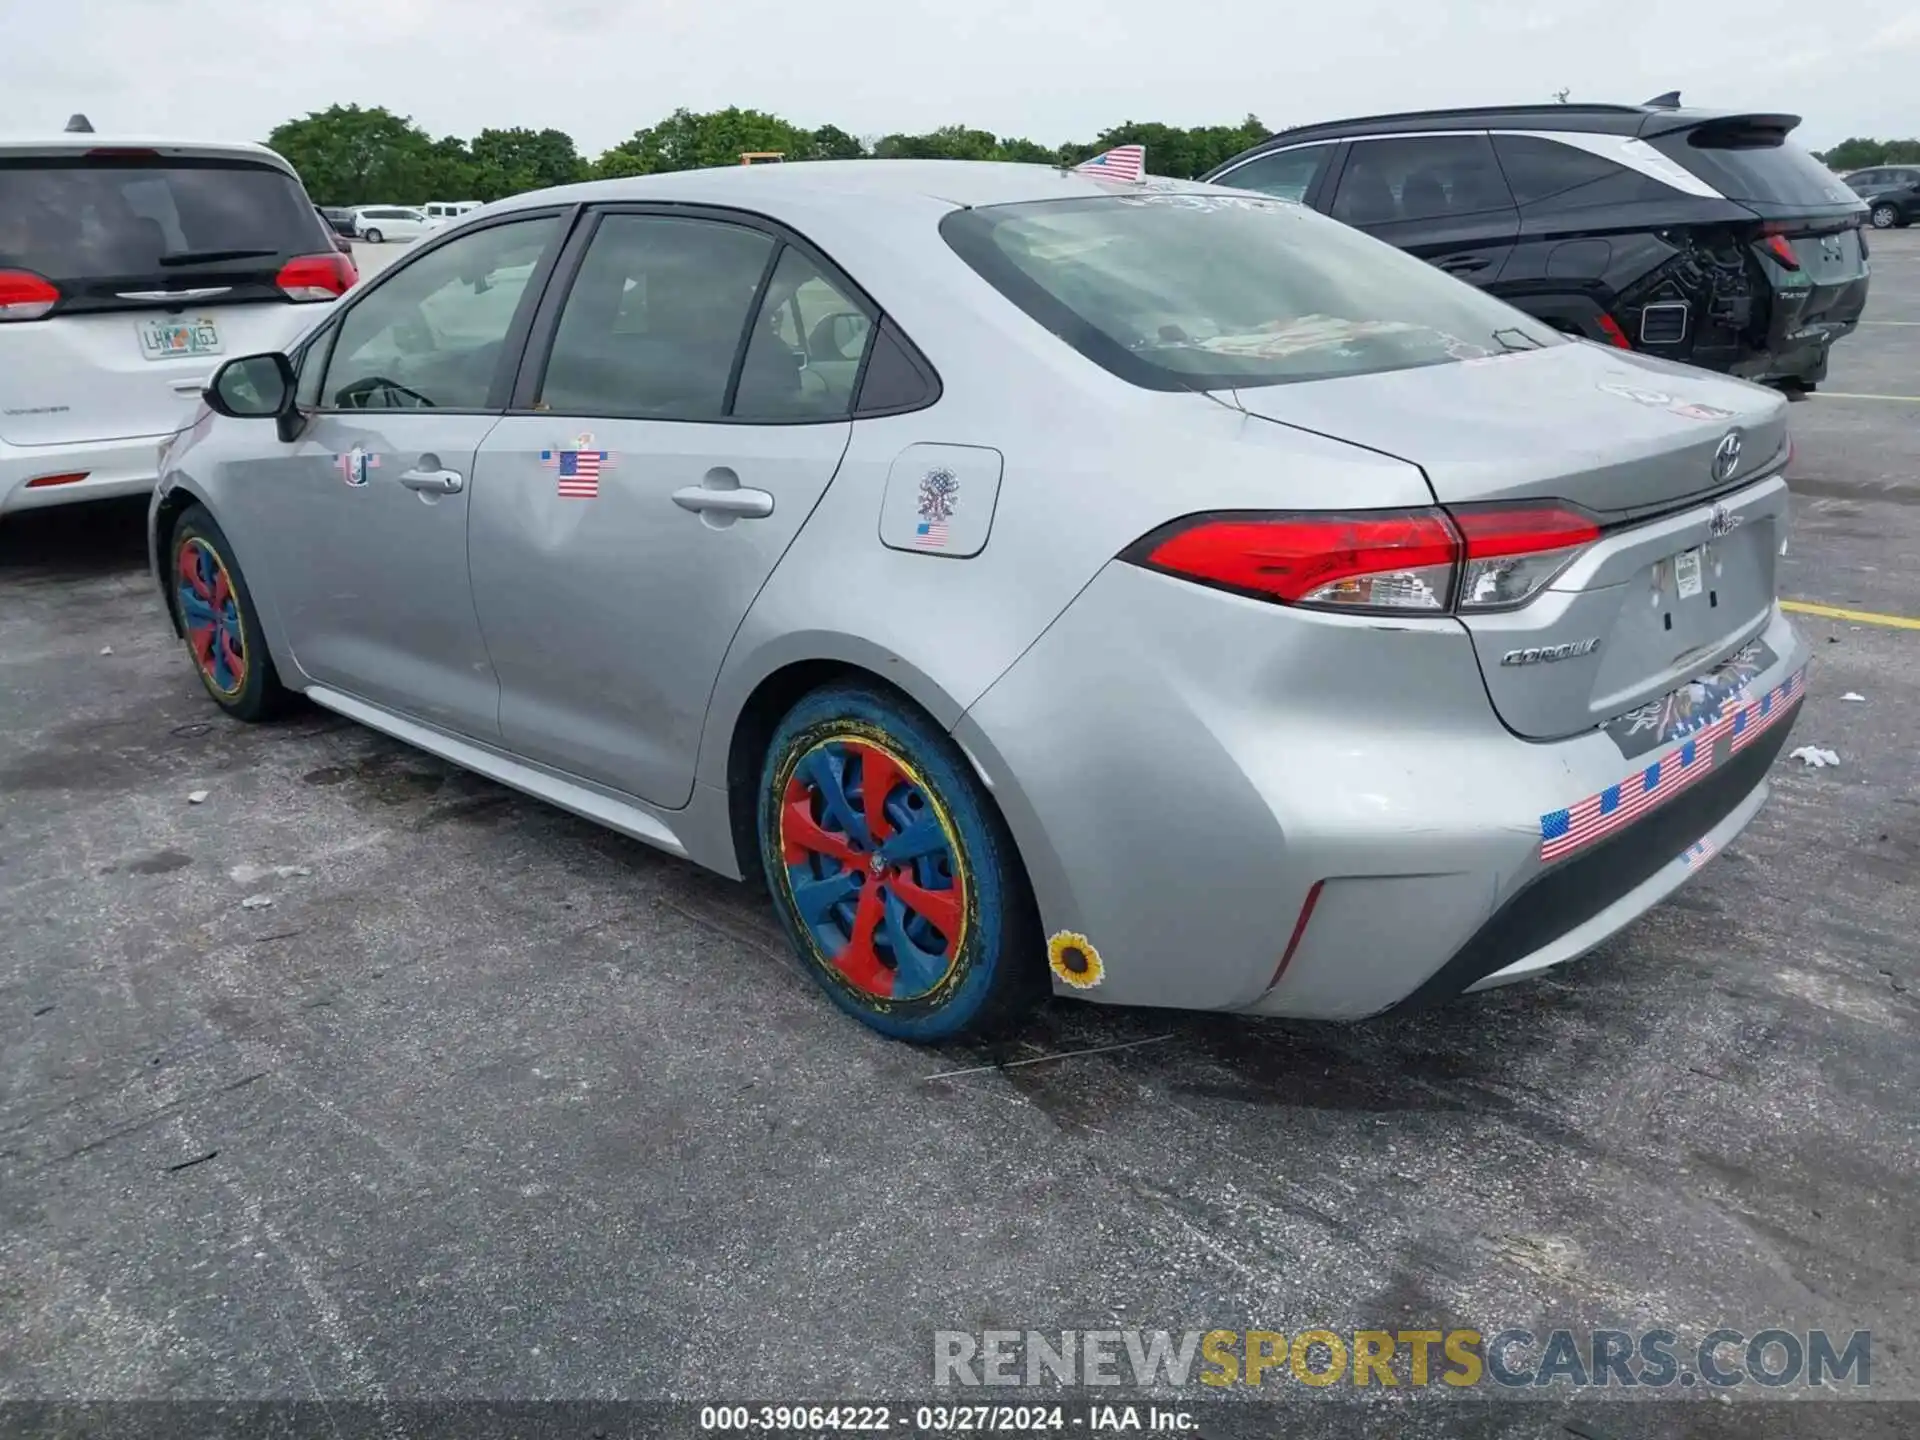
[206,352,295,419]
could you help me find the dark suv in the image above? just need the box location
[1841,166,1920,229]
[1204,103,1869,393]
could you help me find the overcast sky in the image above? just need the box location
[4,0,1916,157]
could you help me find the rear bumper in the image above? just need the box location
[957,564,1809,1020]
[0,432,174,515]
[1734,271,1870,386]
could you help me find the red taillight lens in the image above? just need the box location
[1127,510,1461,612]
[276,251,356,302]
[0,269,60,322]
[1764,234,1800,270]
[25,471,89,489]
[1451,502,1601,611]
[1128,501,1601,615]
[1596,313,1633,349]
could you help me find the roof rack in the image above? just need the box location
[1272,101,1649,137]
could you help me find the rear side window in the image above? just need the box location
[1650,126,1855,207]
[941,193,1561,393]
[732,247,874,421]
[1331,135,1515,225]
[1493,136,1631,205]
[537,214,775,421]
[0,155,327,296]
[1218,144,1335,203]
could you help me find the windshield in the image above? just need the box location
[940,192,1561,392]
[0,157,325,286]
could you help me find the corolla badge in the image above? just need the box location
[1712,432,1743,483]
[1502,637,1601,667]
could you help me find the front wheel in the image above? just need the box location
[758,683,1043,1041]
[1870,205,1898,230]
[363,227,384,243]
[169,504,287,722]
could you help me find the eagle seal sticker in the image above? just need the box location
[334,446,379,488]
[1048,931,1104,990]
[879,443,1002,557]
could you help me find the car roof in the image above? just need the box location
[494,159,1217,216]
[1241,103,1802,150]
[0,134,295,173]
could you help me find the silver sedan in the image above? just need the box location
[151,160,1809,1040]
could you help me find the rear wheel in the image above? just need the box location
[169,504,287,722]
[1870,204,1898,230]
[364,227,384,243]
[758,683,1042,1041]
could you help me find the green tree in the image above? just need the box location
[595,107,818,176]
[810,124,866,161]
[1062,116,1267,178]
[1819,136,1920,170]
[470,126,588,199]
[266,104,443,206]
[872,125,1002,160]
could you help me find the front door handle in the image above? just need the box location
[399,467,464,494]
[672,485,774,519]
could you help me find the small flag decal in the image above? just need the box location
[540,434,612,500]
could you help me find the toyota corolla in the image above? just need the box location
[149,160,1808,1041]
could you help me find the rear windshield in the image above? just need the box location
[941,193,1562,392]
[0,156,326,284]
[1650,128,1857,209]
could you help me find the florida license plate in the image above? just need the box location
[138,316,222,360]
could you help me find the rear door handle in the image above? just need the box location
[399,467,464,494]
[672,485,774,519]
[1438,256,1490,274]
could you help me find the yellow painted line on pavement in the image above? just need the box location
[1816,391,1920,401]
[1783,599,1920,632]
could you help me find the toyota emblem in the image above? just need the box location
[1712,432,1743,483]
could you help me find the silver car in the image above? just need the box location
[150,161,1809,1041]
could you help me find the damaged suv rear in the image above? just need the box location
[1204,101,1869,395]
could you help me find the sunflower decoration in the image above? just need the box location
[1047,931,1104,990]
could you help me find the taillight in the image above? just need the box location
[276,252,356,302]
[0,269,60,322]
[1763,234,1800,270]
[1126,500,1601,616]
[1451,502,1601,611]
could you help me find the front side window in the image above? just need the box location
[321,215,556,410]
[1332,135,1515,225]
[1217,144,1334,203]
[942,192,1561,392]
[538,214,774,421]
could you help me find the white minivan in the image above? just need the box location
[0,134,353,515]
[348,206,433,243]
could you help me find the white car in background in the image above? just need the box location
[349,207,434,244]
[0,133,353,515]
[424,201,481,224]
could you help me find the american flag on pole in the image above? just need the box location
[1537,665,1806,863]
[1074,144,1146,183]
[540,434,611,500]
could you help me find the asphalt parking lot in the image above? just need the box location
[2,233,1917,1437]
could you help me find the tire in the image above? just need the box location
[1870,205,1898,230]
[168,504,287,722]
[758,682,1043,1041]
[363,227,383,244]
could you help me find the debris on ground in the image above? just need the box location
[229,863,312,884]
[1841,692,1866,702]
[1790,746,1842,769]
[187,790,210,805]
[98,645,113,656]
[239,894,274,910]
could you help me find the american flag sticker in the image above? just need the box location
[1074,144,1146,183]
[1538,665,1806,864]
[540,434,612,500]
[1681,837,1719,873]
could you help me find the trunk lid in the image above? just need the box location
[0,148,335,446]
[1226,343,1792,740]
